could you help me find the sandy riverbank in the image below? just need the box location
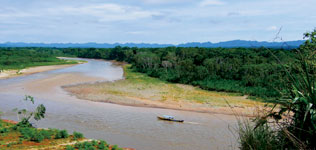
[0,64,78,79]
[63,65,265,116]
[64,84,263,116]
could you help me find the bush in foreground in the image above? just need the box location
[238,29,316,150]
[238,119,285,150]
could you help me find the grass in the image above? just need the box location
[65,65,263,108]
[237,119,284,150]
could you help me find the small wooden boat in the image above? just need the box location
[157,115,184,122]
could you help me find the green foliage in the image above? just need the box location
[18,127,53,143]
[111,145,123,150]
[238,120,284,150]
[13,95,46,127]
[0,127,9,134]
[65,145,75,150]
[40,129,54,139]
[0,47,76,70]
[98,140,108,150]
[73,131,84,140]
[71,140,111,150]
[91,140,98,146]
[34,104,46,121]
[31,132,44,142]
[55,130,69,139]
[19,127,35,140]
[6,143,11,147]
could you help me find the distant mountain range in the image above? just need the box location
[0,40,305,49]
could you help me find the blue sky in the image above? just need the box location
[0,0,315,44]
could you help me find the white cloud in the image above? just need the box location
[266,26,278,31]
[54,4,160,22]
[199,0,225,7]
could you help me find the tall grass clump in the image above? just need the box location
[238,119,283,150]
[238,29,316,150]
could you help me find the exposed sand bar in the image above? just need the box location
[64,81,263,116]
[0,64,78,79]
[63,65,264,116]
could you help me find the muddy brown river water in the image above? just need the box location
[0,58,239,150]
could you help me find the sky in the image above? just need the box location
[0,0,315,44]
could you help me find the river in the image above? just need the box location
[0,58,239,150]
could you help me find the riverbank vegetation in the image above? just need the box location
[0,47,78,71]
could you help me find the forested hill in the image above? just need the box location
[0,40,304,48]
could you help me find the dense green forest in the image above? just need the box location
[0,47,75,70]
[61,46,298,99]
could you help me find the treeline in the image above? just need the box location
[0,47,73,70]
[62,46,297,99]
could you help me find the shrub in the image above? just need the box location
[98,140,109,149]
[6,143,11,147]
[31,132,44,142]
[81,141,94,149]
[0,128,8,133]
[87,146,96,150]
[91,140,98,146]
[65,145,75,150]
[18,127,55,143]
[111,145,123,150]
[55,130,69,139]
[19,127,35,140]
[18,138,23,144]
[73,131,84,140]
[40,130,53,139]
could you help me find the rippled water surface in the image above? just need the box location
[0,58,238,150]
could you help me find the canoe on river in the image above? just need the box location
[157,115,184,122]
